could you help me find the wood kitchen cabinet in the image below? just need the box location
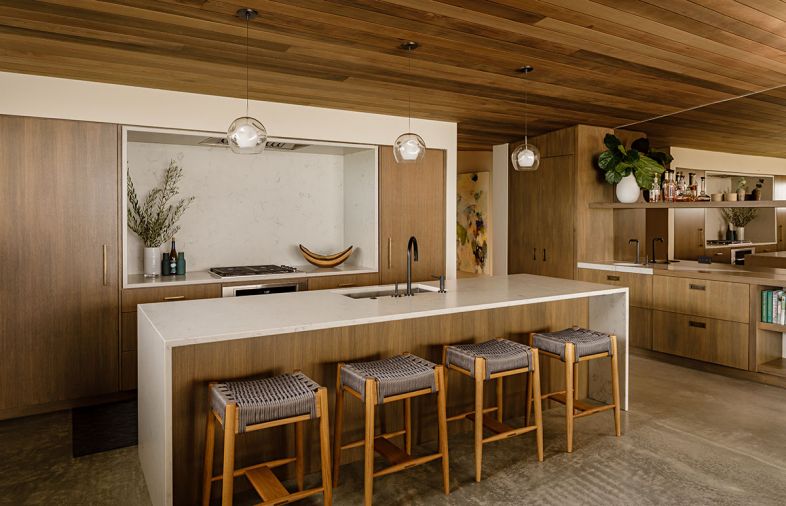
[508,125,637,279]
[673,209,706,260]
[306,272,379,290]
[378,146,446,284]
[0,115,120,417]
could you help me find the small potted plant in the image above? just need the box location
[752,179,764,201]
[128,160,195,277]
[736,178,747,201]
[597,135,672,203]
[721,208,759,242]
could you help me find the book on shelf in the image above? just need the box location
[761,289,786,325]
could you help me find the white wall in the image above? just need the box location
[126,142,377,274]
[671,147,786,176]
[0,71,458,278]
[491,144,509,275]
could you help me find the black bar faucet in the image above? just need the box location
[406,236,419,296]
[651,237,664,264]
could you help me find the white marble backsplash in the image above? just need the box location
[126,142,377,274]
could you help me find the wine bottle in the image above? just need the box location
[169,238,177,275]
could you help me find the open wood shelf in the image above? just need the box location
[588,200,786,209]
[758,322,786,333]
[759,358,786,378]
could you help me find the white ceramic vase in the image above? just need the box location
[616,174,641,203]
[143,247,159,278]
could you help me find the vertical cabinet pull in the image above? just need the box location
[542,248,546,262]
[102,244,108,286]
[698,228,704,248]
[780,225,783,244]
[387,238,392,269]
[533,248,537,261]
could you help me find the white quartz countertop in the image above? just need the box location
[125,264,377,288]
[139,274,627,348]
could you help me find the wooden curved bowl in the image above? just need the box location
[298,244,354,268]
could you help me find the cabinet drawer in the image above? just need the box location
[122,283,221,312]
[307,273,379,291]
[577,269,652,308]
[630,307,652,350]
[652,276,749,323]
[652,310,748,369]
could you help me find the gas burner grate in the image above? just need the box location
[209,265,300,278]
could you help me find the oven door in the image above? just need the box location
[222,281,307,297]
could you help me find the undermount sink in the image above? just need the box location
[343,285,439,300]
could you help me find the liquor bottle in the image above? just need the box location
[169,238,178,275]
[662,170,671,202]
[689,172,698,201]
[161,252,169,276]
[176,252,186,275]
[697,176,711,201]
[649,179,661,202]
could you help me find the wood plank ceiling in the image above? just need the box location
[1,0,786,151]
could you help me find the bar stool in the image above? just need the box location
[333,353,449,506]
[202,372,332,506]
[526,327,621,453]
[443,338,543,482]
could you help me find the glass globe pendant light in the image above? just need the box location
[394,41,426,163]
[227,8,267,154]
[511,65,540,171]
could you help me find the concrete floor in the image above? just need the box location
[2,355,786,505]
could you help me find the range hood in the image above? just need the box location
[198,137,307,151]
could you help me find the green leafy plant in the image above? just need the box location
[597,134,672,189]
[127,160,195,247]
[721,207,759,228]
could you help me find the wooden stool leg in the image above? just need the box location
[332,365,345,487]
[201,410,216,506]
[573,362,580,400]
[317,388,333,506]
[441,345,449,415]
[496,377,503,423]
[610,336,622,437]
[221,403,237,506]
[473,357,486,483]
[531,349,544,462]
[404,398,412,455]
[363,378,377,506]
[564,344,575,454]
[525,333,534,426]
[295,420,305,491]
[435,366,450,495]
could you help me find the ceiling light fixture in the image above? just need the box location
[393,41,426,163]
[511,65,540,171]
[227,8,267,154]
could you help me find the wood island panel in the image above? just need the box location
[171,300,589,505]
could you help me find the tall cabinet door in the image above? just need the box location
[379,147,446,284]
[508,164,542,275]
[540,155,575,279]
[0,116,119,413]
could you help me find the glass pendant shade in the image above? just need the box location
[394,133,426,163]
[227,116,267,154]
[511,142,540,171]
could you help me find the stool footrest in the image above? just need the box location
[374,436,412,466]
[246,466,289,502]
[466,412,513,435]
[550,393,616,417]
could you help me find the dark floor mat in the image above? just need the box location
[71,399,137,457]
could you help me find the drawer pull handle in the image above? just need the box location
[606,275,620,281]
[689,321,706,329]
[689,284,706,291]
[337,283,356,288]
[163,295,185,301]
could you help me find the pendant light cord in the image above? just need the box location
[524,69,528,145]
[408,46,412,133]
[245,12,249,117]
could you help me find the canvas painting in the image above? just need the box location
[456,172,490,274]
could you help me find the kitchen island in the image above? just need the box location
[138,274,628,506]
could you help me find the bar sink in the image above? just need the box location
[342,285,439,299]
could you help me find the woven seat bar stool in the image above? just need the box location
[526,327,621,453]
[333,353,449,506]
[443,338,543,482]
[202,372,332,506]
